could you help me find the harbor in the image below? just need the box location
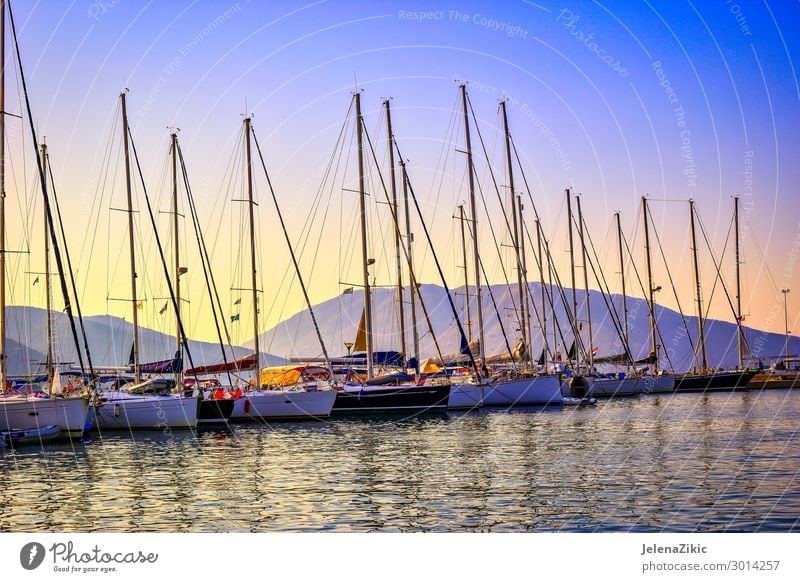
[2,389,798,532]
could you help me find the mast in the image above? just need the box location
[0,0,6,390]
[615,211,629,360]
[536,218,547,362]
[244,116,260,374]
[120,91,140,383]
[689,199,708,372]
[566,188,578,365]
[517,194,531,364]
[401,159,420,375]
[354,92,374,378]
[458,204,472,340]
[576,194,594,370]
[734,195,744,369]
[171,131,182,362]
[41,143,53,384]
[642,196,658,372]
[384,100,406,362]
[501,100,527,364]
[460,84,486,374]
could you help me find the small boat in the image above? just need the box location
[562,396,597,406]
[1,424,61,446]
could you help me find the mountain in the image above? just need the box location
[259,283,798,372]
[4,306,285,376]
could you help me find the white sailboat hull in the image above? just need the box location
[447,384,484,410]
[92,393,198,429]
[482,375,563,406]
[639,374,675,393]
[586,376,642,397]
[0,396,89,438]
[231,389,336,420]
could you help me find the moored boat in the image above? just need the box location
[0,394,89,438]
[674,370,756,392]
[1,423,61,446]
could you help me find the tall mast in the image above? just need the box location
[576,194,594,370]
[734,195,744,369]
[689,199,708,371]
[0,0,6,390]
[566,188,578,365]
[460,84,486,373]
[458,204,472,340]
[244,116,260,373]
[501,100,527,364]
[171,131,182,361]
[399,160,420,376]
[642,196,658,372]
[41,143,53,384]
[384,99,406,361]
[615,211,629,360]
[354,92,374,378]
[120,91,140,383]
[536,218,547,362]
[517,195,531,364]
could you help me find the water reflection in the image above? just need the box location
[1,391,798,532]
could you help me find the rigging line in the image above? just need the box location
[8,0,86,374]
[83,109,121,302]
[646,202,696,355]
[467,95,529,330]
[620,226,676,372]
[471,155,521,346]
[177,141,234,386]
[695,206,750,355]
[463,214,517,367]
[507,134,588,365]
[46,152,94,375]
[394,138,478,376]
[361,117,447,365]
[577,210,635,366]
[126,126,200,381]
[251,126,335,377]
[520,218,572,364]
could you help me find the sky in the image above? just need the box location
[3,0,799,351]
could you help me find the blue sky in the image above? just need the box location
[4,0,798,344]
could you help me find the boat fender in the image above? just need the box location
[244,399,251,414]
[113,404,121,417]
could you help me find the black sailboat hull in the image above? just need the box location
[331,385,450,416]
[673,370,757,392]
[197,399,235,425]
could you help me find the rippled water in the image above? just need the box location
[1,390,798,532]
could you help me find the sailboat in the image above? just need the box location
[562,190,643,398]
[673,198,755,391]
[0,0,89,438]
[638,196,675,393]
[451,89,562,407]
[92,92,198,430]
[225,115,336,421]
[330,92,451,415]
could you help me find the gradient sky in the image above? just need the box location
[3,0,799,351]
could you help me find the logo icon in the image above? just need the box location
[20,542,46,570]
